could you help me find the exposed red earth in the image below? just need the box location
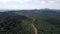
[32,17,38,34]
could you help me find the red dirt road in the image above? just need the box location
[32,17,38,34]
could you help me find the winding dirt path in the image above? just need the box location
[32,17,38,34]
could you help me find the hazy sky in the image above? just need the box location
[0,0,60,10]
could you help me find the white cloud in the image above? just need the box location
[0,0,10,2]
[39,0,56,3]
[0,0,60,9]
[0,0,32,3]
[24,0,32,2]
[12,0,32,3]
[48,1,55,4]
[41,1,47,4]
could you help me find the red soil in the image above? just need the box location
[32,17,38,34]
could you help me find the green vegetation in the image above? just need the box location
[0,12,34,34]
[0,9,60,34]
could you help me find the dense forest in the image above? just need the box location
[0,9,60,34]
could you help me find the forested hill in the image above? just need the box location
[8,9,60,27]
[7,9,60,17]
[0,12,34,34]
[0,9,60,34]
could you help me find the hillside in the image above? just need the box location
[0,9,60,34]
[0,12,34,34]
